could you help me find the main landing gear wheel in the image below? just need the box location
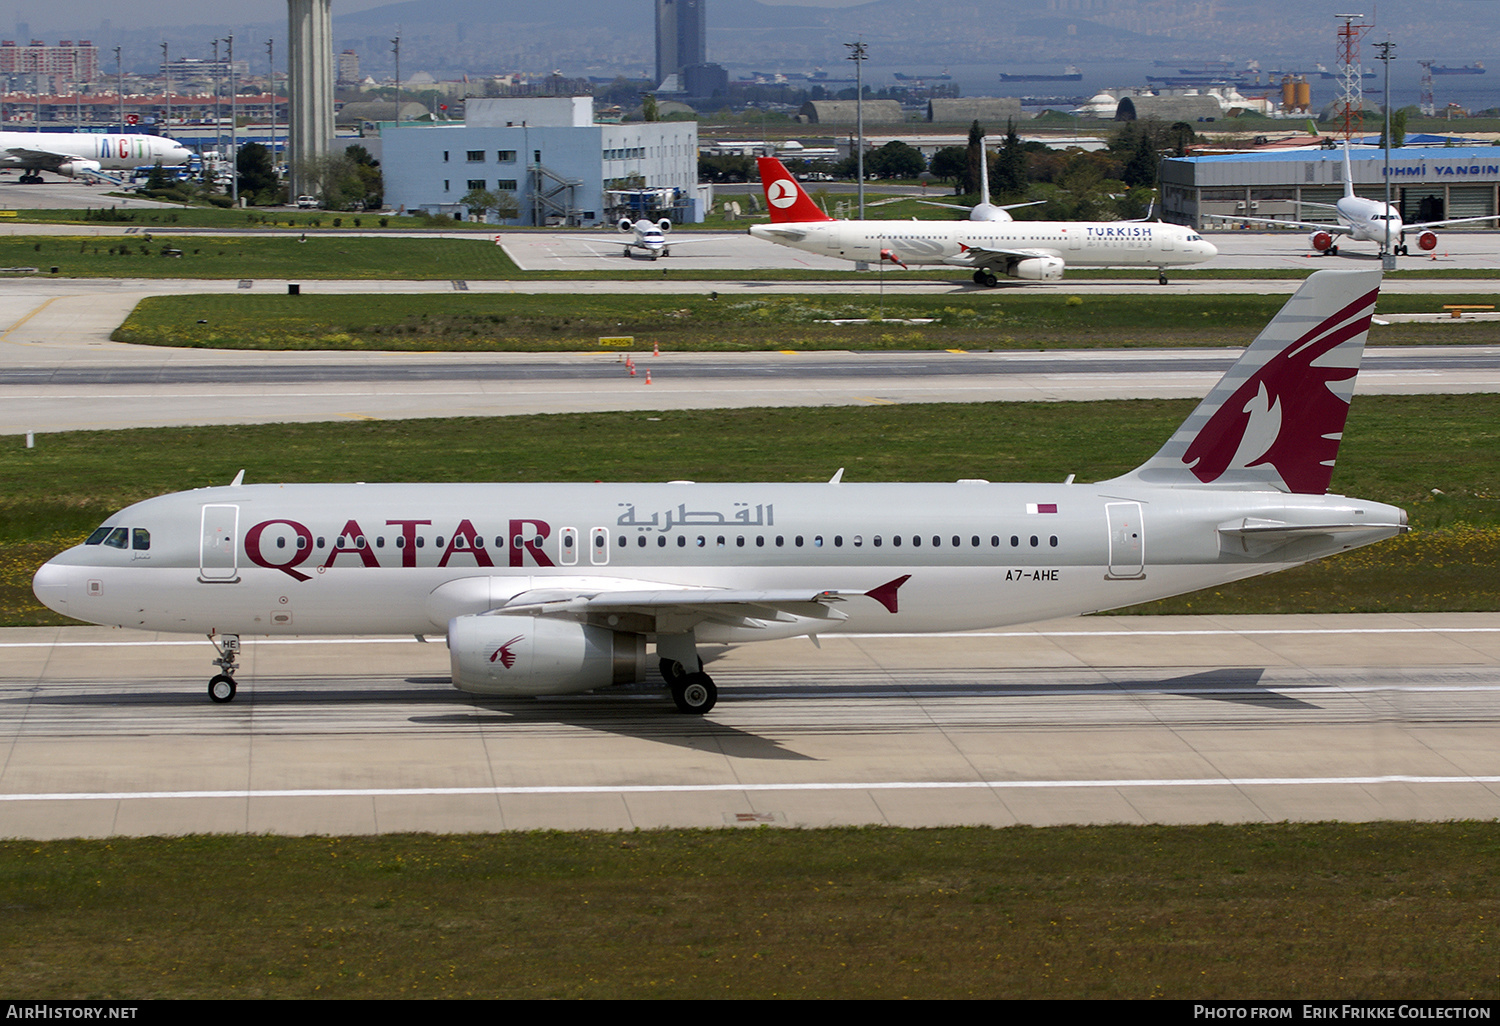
[1158,271,1168,285]
[660,658,686,684]
[973,269,998,288]
[671,672,717,714]
[208,674,237,703]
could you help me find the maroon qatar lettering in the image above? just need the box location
[439,518,495,568]
[244,515,555,580]
[244,519,315,582]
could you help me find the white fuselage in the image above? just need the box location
[0,132,193,174]
[1334,195,1403,246]
[748,219,1218,271]
[33,480,1402,642]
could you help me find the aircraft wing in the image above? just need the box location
[1404,214,1500,233]
[493,576,912,629]
[2,145,77,171]
[1204,213,1353,235]
[959,243,1056,268]
[555,235,722,246]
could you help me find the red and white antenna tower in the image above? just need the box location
[1335,13,1372,140]
[1419,60,1435,116]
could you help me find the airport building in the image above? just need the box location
[379,96,704,225]
[1163,144,1500,229]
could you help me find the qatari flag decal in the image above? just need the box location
[1026,503,1058,515]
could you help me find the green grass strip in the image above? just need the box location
[114,291,1500,351]
[2,824,1497,998]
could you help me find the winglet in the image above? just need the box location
[865,574,911,614]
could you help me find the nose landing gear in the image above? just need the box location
[207,634,241,703]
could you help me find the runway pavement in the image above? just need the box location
[1,345,1496,434]
[2,614,1497,838]
[0,269,1496,433]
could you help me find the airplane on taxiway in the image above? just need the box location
[0,131,192,184]
[1208,140,1500,256]
[916,133,1045,222]
[559,217,716,260]
[748,156,1217,285]
[33,269,1403,714]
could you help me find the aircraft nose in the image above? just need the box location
[1201,238,1219,258]
[31,560,72,615]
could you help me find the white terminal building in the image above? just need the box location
[1163,143,1500,229]
[379,96,706,225]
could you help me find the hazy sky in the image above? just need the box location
[16,0,871,36]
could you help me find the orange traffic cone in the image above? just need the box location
[653,341,660,357]
[645,369,652,384]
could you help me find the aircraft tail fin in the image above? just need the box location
[1342,138,1355,199]
[1108,269,1381,494]
[756,156,836,224]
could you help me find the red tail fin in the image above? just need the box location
[756,157,835,223]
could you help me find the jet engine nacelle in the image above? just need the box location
[447,614,646,696]
[1008,256,1065,281]
[1417,230,1438,252]
[618,217,636,234]
[57,159,102,179]
[656,218,672,234]
[1309,230,1335,253]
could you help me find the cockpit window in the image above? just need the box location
[132,528,150,551]
[103,527,129,549]
[85,527,112,545]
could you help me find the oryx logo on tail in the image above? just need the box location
[1182,286,1378,494]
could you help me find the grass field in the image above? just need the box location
[0,234,522,280]
[3,395,1496,626]
[2,824,1496,999]
[5,206,486,231]
[113,290,1500,351]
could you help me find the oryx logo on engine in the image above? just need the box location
[489,635,524,669]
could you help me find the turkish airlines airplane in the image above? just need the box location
[749,156,1217,285]
[33,269,1403,714]
[0,131,193,184]
[1209,141,1500,256]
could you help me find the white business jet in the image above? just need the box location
[0,131,193,184]
[34,269,1403,714]
[1208,141,1500,256]
[749,156,1216,285]
[559,217,719,261]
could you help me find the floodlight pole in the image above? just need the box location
[1374,37,1396,269]
[845,40,867,221]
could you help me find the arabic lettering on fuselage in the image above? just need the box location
[616,502,775,531]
